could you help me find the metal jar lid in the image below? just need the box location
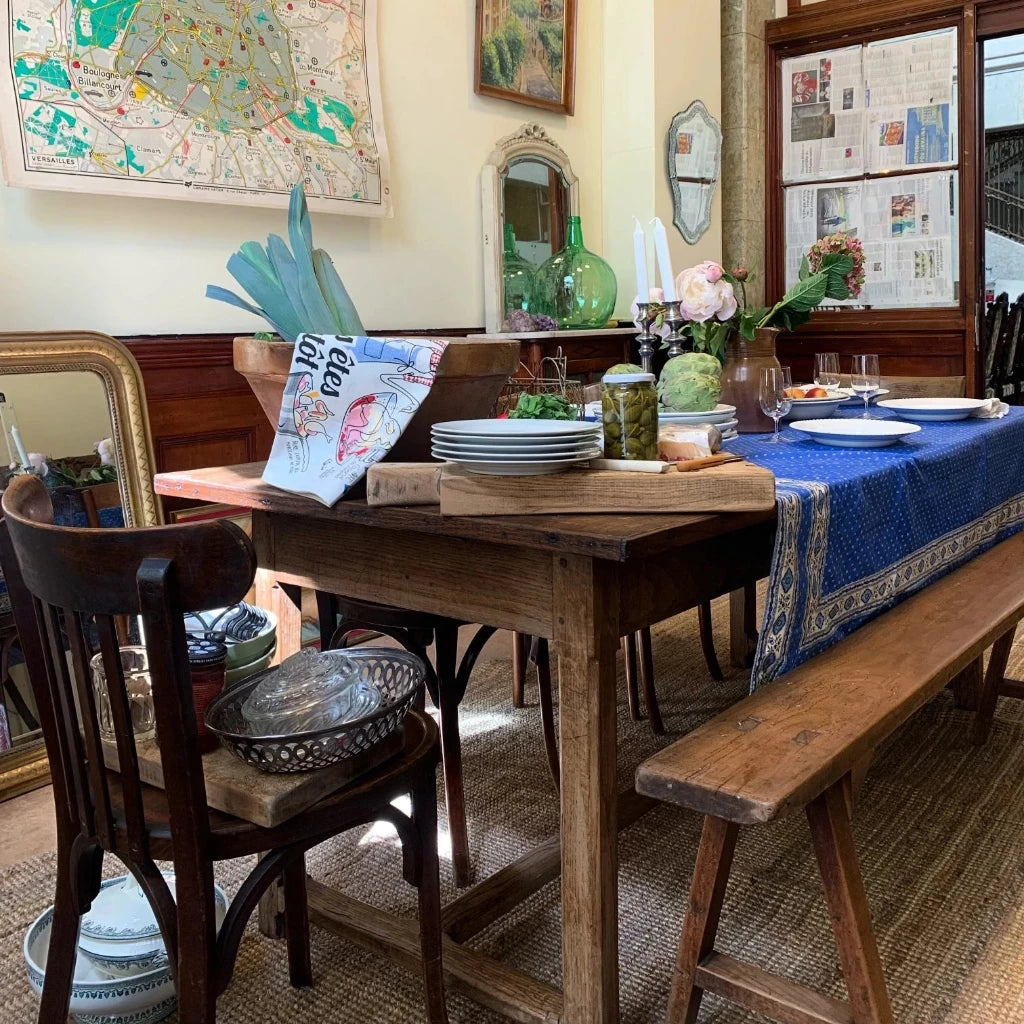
[186,632,228,667]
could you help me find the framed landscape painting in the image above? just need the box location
[474,0,577,115]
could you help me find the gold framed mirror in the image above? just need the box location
[0,332,161,801]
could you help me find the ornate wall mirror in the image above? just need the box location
[481,123,580,332]
[667,100,722,245]
[0,332,161,801]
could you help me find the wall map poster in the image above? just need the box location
[0,0,391,214]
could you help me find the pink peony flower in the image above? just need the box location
[675,263,738,323]
[27,452,47,477]
[96,438,115,465]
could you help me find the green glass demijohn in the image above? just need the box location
[502,223,536,316]
[534,215,617,329]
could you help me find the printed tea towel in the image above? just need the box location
[262,334,448,506]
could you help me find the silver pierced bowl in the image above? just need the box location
[204,648,424,773]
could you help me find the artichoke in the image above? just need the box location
[657,353,722,413]
[605,362,645,375]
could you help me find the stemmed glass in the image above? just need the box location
[814,352,841,390]
[850,354,880,419]
[759,366,793,443]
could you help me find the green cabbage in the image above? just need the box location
[605,362,645,375]
[657,353,723,413]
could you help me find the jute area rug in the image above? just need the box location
[3,598,1024,1023]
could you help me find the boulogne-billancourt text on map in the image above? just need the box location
[0,0,391,213]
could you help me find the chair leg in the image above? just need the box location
[534,638,560,792]
[283,855,313,988]
[511,631,528,708]
[38,840,102,1024]
[411,774,450,1024]
[174,879,219,1024]
[666,816,739,1024]
[973,627,1017,745]
[806,780,894,1024]
[434,625,471,888]
[623,633,641,721]
[697,602,724,681]
[638,627,665,735]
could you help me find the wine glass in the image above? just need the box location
[850,354,880,419]
[814,352,841,390]
[759,366,793,443]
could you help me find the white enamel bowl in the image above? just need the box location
[789,418,922,448]
[876,397,988,422]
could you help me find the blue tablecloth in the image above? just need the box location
[725,407,1024,689]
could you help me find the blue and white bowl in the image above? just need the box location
[24,905,176,1024]
[77,875,227,978]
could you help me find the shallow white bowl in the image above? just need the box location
[782,395,846,421]
[789,418,921,448]
[876,397,988,422]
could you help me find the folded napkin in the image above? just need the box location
[972,398,1010,419]
[262,334,448,506]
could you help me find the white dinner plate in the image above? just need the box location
[431,439,603,456]
[435,451,600,476]
[657,404,736,424]
[875,398,988,422]
[432,447,601,464]
[788,418,921,448]
[432,419,597,438]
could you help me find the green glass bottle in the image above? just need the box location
[502,223,536,316]
[533,215,618,329]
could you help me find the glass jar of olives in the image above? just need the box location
[601,372,658,460]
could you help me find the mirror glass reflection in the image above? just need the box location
[501,156,571,320]
[0,370,116,753]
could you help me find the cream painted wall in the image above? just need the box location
[0,371,111,460]
[0,0,725,333]
[600,0,723,318]
[0,3,604,335]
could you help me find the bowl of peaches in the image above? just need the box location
[782,385,846,421]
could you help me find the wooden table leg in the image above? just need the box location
[254,565,303,939]
[728,587,757,670]
[554,555,621,1024]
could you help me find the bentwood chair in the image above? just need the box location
[1,475,448,1024]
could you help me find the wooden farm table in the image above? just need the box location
[155,462,776,1024]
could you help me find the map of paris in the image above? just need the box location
[0,0,391,213]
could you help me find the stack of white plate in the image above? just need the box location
[431,419,602,476]
[658,404,738,440]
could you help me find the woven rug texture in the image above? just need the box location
[3,597,1024,1023]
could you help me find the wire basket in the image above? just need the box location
[495,349,585,418]
[204,648,424,773]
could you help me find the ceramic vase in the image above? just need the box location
[720,327,783,433]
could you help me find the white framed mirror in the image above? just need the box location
[481,123,580,333]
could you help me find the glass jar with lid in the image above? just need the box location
[601,372,658,460]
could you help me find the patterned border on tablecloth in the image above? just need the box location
[753,485,1024,690]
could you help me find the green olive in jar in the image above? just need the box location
[601,372,658,460]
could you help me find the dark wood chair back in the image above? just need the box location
[0,474,255,868]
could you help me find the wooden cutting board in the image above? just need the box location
[439,461,775,516]
[100,728,403,828]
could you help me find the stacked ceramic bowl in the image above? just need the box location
[658,404,739,440]
[431,419,602,476]
[185,602,278,686]
[24,874,227,1024]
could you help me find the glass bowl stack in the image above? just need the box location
[204,647,425,772]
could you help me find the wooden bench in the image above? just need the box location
[636,529,1024,1024]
